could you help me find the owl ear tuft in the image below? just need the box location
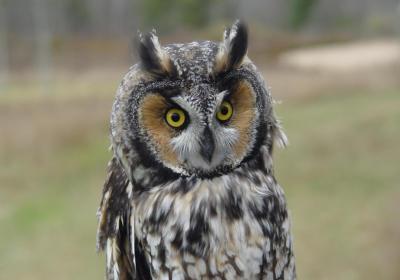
[137,30,177,77]
[215,20,248,74]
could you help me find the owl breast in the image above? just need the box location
[133,167,295,279]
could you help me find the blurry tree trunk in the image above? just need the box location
[225,0,241,20]
[109,0,128,35]
[397,1,400,37]
[32,0,52,94]
[87,0,107,35]
[0,0,8,87]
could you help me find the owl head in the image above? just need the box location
[110,21,286,180]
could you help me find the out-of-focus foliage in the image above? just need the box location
[179,0,212,28]
[2,0,400,39]
[289,0,317,28]
[142,0,213,30]
[141,0,173,29]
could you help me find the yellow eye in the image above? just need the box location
[216,101,233,122]
[165,108,186,128]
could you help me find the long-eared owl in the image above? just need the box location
[97,20,296,280]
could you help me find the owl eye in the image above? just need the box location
[165,108,187,128]
[216,101,233,123]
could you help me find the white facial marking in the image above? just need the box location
[216,90,229,106]
[168,92,242,172]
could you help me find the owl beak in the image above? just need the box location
[199,126,215,163]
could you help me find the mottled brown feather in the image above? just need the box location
[230,81,256,159]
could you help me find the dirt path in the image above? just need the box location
[278,39,400,72]
[261,39,400,100]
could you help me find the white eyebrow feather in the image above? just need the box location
[216,90,229,106]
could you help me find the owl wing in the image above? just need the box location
[96,157,151,280]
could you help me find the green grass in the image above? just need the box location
[0,134,109,280]
[275,89,400,279]
[0,86,399,279]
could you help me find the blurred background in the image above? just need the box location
[0,0,399,279]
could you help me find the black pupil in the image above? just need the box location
[171,112,180,122]
[221,105,229,115]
